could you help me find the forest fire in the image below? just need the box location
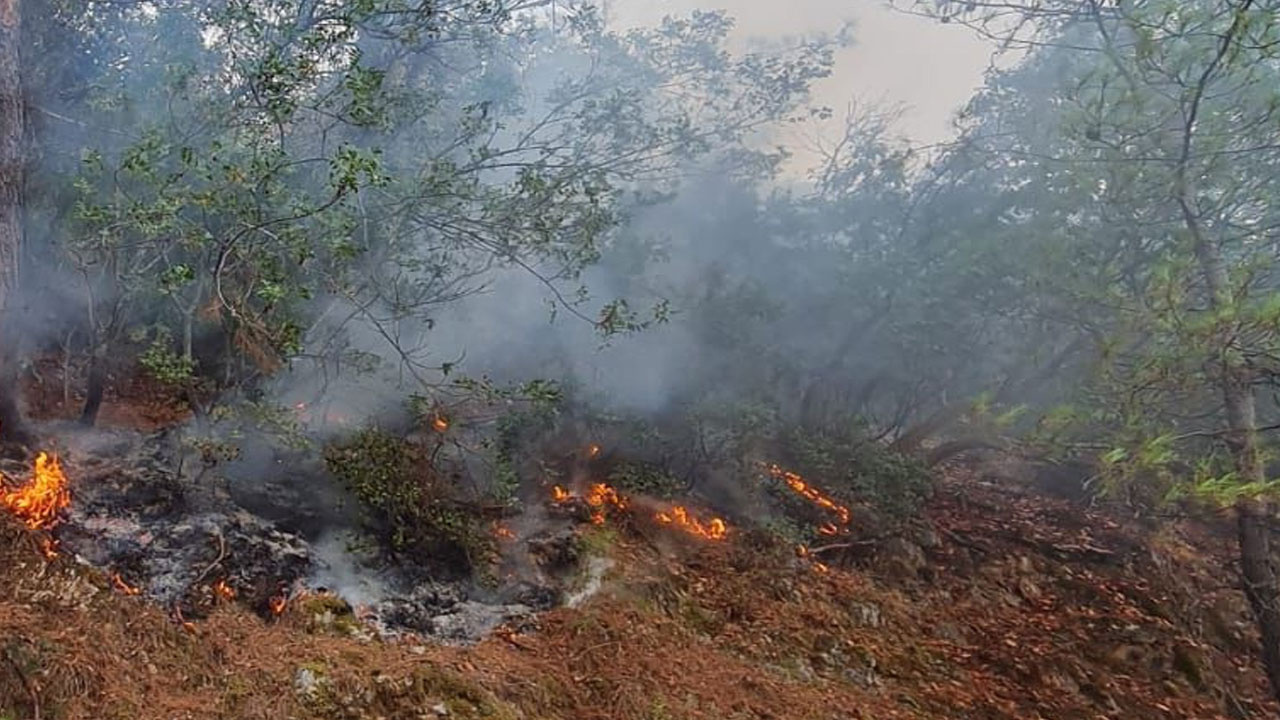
[0,451,71,530]
[655,505,729,540]
[585,482,627,524]
[551,482,628,524]
[766,463,852,529]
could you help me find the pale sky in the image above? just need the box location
[606,0,995,166]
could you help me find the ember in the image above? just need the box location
[112,573,142,596]
[432,415,449,432]
[213,579,237,601]
[493,523,515,540]
[587,443,601,458]
[269,592,288,616]
[655,505,729,540]
[0,451,71,530]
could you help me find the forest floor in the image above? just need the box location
[1,366,1276,719]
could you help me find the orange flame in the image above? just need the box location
[40,537,59,560]
[766,464,851,527]
[493,523,515,540]
[796,544,830,574]
[585,482,626,525]
[213,579,236,601]
[655,505,728,541]
[550,483,628,525]
[432,415,449,432]
[1,452,71,530]
[112,573,142,596]
[269,593,288,616]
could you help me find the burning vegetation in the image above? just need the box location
[654,505,728,540]
[552,479,728,541]
[0,451,70,531]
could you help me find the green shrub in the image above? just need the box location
[324,428,493,573]
[607,461,684,499]
[787,427,934,520]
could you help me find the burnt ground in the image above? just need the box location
[0,453,1276,720]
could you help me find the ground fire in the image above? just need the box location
[0,451,70,530]
[552,481,728,540]
[585,482,627,524]
[551,482,629,525]
[767,463,852,572]
[655,505,729,540]
[766,463,852,528]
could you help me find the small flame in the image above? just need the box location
[766,464,852,527]
[432,415,449,432]
[493,523,515,540]
[587,443,601,459]
[655,505,728,541]
[112,573,142,596]
[550,483,627,525]
[269,592,288,616]
[40,537,59,560]
[1,452,71,530]
[586,482,626,525]
[213,579,236,601]
[796,544,831,574]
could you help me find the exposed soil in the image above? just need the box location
[22,355,191,431]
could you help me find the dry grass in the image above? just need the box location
[0,467,1275,720]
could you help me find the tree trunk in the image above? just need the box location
[0,0,29,444]
[1239,497,1280,708]
[1190,193,1280,707]
[79,348,106,426]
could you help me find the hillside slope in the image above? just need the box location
[0,461,1274,720]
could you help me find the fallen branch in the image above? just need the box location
[808,539,880,555]
[190,530,228,588]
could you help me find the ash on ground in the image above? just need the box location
[30,425,571,644]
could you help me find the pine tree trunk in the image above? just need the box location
[0,0,29,444]
[1191,203,1280,708]
[1239,497,1280,707]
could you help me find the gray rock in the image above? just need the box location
[847,601,883,628]
[294,668,324,699]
